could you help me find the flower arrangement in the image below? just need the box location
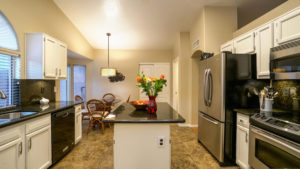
[136,72,167,113]
[136,72,167,97]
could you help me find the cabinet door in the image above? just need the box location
[234,32,255,54]
[220,41,234,53]
[255,23,273,79]
[75,113,82,144]
[274,8,300,46]
[236,125,250,169]
[57,42,67,79]
[26,126,51,169]
[44,36,58,78]
[0,138,24,169]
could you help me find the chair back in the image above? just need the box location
[75,95,85,109]
[102,93,116,106]
[86,99,106,117]
[126,95,131,103]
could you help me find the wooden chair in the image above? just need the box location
[102,93,116,105]
[126,95,131,103]
[75,95,89,121]
[86,99,109,134]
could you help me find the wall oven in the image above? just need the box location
[270,39,300,80]
[249,126,300,169]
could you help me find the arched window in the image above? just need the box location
[0,12,19,51]
[0,12,20,107]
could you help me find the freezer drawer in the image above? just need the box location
[198,111,224,162]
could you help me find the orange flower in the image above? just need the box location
[160,74,165,79]
[136,76,141,82]
[151,77,155,82]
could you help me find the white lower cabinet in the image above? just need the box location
[236,113,250,169]
[75,105,82,144]
[26,126,51,169]
[0,125,25,169]
[25,114,51,169]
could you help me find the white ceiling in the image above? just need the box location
[54,0,237,50]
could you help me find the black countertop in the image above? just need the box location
[103,102,185,123]
[0,101,82,128]
[233,108,260,116]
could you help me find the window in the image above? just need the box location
[0,54,20,107]
[0,12,20,108]
[73,65,86,101]
[60,66,71,101]
[0,12,19,51]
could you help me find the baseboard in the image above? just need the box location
[177,123,198,127]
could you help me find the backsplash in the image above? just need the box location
[272,80,300,111]
[20,80,55,105]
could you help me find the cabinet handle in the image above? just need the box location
[55,68,58,76]
[245,132,248,143]
[28,138,32,150]
[59,69,61,76]
[18,142,22,155]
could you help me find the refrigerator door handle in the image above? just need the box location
[204,69,208,106]
[207,69,213,106]
[202,114,218,125]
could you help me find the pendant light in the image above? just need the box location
[101,33,116,76]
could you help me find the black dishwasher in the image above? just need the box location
[51,107,75,164]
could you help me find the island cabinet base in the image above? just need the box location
[114,123,171,169]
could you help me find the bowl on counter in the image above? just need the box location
[130,100,149,110]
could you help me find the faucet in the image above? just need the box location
[0,90,7,99]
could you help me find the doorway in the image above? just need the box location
[173,58,179,111]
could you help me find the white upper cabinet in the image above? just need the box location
[25,33,67,79]
[255,23,273,79]
[233,31,255,54]
[274,7,300,46]
[220,40,234,53]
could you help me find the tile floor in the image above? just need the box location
[52,121,238,169]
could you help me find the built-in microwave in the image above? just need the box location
[270,39,300,80]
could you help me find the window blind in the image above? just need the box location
[0,12,19,51]
[0,53,20,107]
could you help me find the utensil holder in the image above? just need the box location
[260,98,273,112]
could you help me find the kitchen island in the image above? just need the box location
[103,102,185,169]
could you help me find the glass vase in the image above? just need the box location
[147,95,157,114]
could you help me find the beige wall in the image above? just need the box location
[92,49,172,101]
[181,6,237,125]
[0,0,94,78]
[234,0,300,38]
[173,32,192,124]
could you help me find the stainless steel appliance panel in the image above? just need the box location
[270,39,300,80]
[198,59,207,113]
[198,111,224,162]
[206,54,225,122]
[249,126,300,169]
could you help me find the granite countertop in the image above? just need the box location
[103,102,185,123]
[233,108,260,116]
[0,101,82,128]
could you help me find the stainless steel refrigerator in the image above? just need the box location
[198,51,257,165]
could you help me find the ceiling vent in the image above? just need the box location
[192,39,200,50]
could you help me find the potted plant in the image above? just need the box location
[136,72,167,113]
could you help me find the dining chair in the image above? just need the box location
[86,99,109,134]
[102,93,116,106]
[75,95,89,121]
[126,95,131,103]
